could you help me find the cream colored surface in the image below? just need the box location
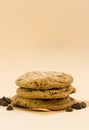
[0,0,89,130]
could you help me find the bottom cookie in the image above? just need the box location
[12,96,76,111]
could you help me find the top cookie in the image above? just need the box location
[15,71,73,90]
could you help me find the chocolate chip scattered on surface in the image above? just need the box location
[71,102,87,110]
[0,96,11,106]
[66,101,87,112]
[66,106,73,112]
[4,97,12,104]
[6,105,13,110]
[81,102,87,108]
[2,100,9,106]
[0,96,13,111]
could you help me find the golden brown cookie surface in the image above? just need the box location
[16,71,73,90]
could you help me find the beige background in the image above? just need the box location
[0,0,89,130]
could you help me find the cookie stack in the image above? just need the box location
[12,71,76,111]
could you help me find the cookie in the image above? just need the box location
[16,71,73,90]
[16,86,76,99]
[12,95,76,111]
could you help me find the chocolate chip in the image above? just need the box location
[71,102,87,110]
[34,81,38,86]
[4,97,12,104]
[53,92,58,94]
[0,97,9,106]
[71,103,77,108]
[2,96,6,100]
[0,96,12,107]
[0,98,4,105]
[0,96,14,111]
[40,83,42,86]
[81,102,87,108]
[66,106,73,112]
[6,105,13,110]
[2,100,9,106]
[34,101,37,104]
[24,104,27,107]
[72,102,83,110]
[44,95,46,98]
[76,103,82,109]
